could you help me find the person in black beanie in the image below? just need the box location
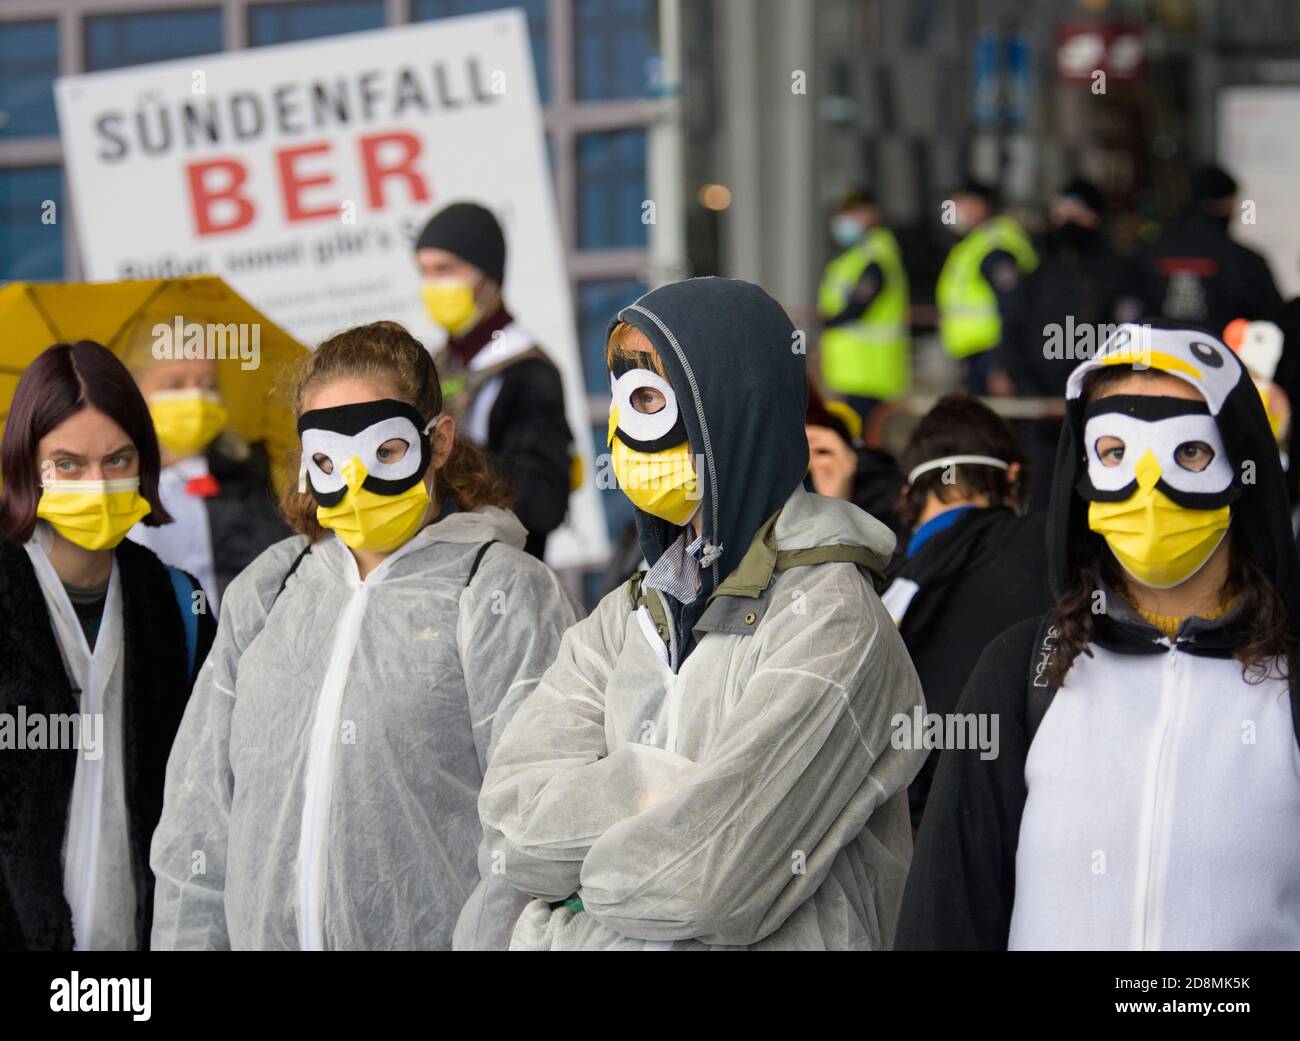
[415,201,574,559]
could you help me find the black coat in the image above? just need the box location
[0,538,215,949]
[1136,212,1283,335]
[205,443,291,600]
[482,358,572,560]
[886,508,1052,827]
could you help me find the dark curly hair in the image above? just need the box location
[1045,366,1295,687]
[897,393,1028,530]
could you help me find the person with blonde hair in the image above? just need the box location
[121,318,287,612]
[150,321,581,950]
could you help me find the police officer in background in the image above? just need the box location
[415,201,574,559]
[817,187,911,424]
[1135,164,1283,334]
[1000,178,1139,511]
[936,179,1038,395]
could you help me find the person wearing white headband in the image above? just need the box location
[881,395,1052,830]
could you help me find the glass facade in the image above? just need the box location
[414,0,549,102]
[85,9,224,72]
[0,166,64,280]
[574,0,657,101]
[249,0,386,47]
[577,129,649,249]
[0,21,60,139]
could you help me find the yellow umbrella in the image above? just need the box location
[0,276,308,491]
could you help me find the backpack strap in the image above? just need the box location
[1026,615,1063,744]
[166,566,199,678]
[467,540,497,584]
[272,543,312,607]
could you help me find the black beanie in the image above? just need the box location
[1058,177,1106,217]
[415,202,506,285]
[1192,164,1238,202]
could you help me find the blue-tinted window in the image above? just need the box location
[85,9,224,72]
[592,425,637,543]
[578,279,647,546]
[577,278,645,396]
[0,21,59,139]
[249,0,386,47]
[575,0,657,100]
[0,166,64,280]
[414,0,549,103]
[576,130,647,249]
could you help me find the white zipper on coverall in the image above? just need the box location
[295,545,409,950]
[1130,643,1182,950]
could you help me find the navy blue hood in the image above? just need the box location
[609,277,809,600]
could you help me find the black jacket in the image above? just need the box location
[1136,212,1283,334]
[0,538,215,949]
[886,509,1052,827]
[482,357,572,559]
[206,442,291,600]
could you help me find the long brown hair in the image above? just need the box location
[1045,365,1295,687]
[279,321,513,541]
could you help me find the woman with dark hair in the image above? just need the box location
[150,321,581,950]
[0,341,214,950]
[880,395,1052,829]
[897,323,1300,950]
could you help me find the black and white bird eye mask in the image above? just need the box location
[1078,394,1240,510]
[297,398,435,507]
[608,366,688,452]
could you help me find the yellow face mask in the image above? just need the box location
[1087,450,1231,589]
[607,405,700,526]
[315,456,431,552]
[36,478,152,551]
[148,389,229,458]
[420,279,480,335]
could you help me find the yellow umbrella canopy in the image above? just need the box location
[0,276,308,491]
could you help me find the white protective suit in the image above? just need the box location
[479,485,927,949]
[150,506,581,950]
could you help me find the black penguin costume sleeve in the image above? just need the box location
[894,617,1040,950]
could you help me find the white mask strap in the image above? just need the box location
[907,454,1010,484]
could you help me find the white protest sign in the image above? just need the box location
[55,10,608,569]
[1218,86,1300,298]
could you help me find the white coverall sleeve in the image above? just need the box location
[477,587,698,903]
[148,539,296,950]
[452,549,585,949]
[578,565,926,946]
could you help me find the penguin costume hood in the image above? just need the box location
[1049,320,1300,739]
[609,277,810,645]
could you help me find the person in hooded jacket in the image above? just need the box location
[0,341,214,950]
[881,395,1052,829]
[149,321,582,951]
[897,322,1300,950]
[122,327,289,612]
[478,276,926,951]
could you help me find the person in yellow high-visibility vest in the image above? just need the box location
[936,180,1037,395]
[818,187,910,424]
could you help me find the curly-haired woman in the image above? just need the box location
[149,321,581,950]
